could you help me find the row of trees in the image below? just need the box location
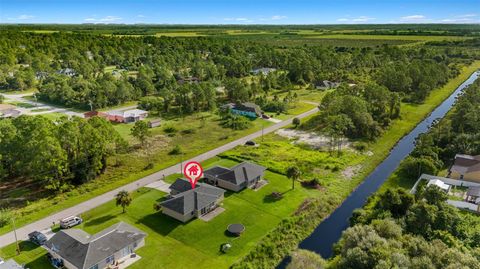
[398,78,480,181]
[0,116,125,191]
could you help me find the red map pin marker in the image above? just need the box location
[183,161,203,189]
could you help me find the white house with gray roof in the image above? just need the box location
[159,179,225,222]
[43,222,146,269]
[203,162,266,192]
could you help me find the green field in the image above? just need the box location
[1,159,319,269]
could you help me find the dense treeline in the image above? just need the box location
[0,31,463,116]
[332,188,480,268]
[1,24,480,35]
[0,116,125,191]
[286,188,480,269]
[398,78,480,181]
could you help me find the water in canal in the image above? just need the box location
[277,70,480,268]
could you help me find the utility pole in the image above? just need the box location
[12,217,20,255]
[180,152,184,174]
[262,123,264,142]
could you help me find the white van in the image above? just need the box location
[60,216,83,229]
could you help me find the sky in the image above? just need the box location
[0,0,479,24]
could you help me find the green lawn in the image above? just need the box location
[1,159,318,269]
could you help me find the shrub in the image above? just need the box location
[169,145,182,155]
[163,126,177,133]
[181,128,196,135]
[353,142,368,152]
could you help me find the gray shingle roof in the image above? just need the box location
[161,179,225,215]
[205,162,266,185]
[467,186,480,197]
[45,222,146,269]
[170,178,194,193]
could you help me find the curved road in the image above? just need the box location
[0,106,318,247]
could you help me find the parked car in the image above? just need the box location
[28,231,47,245]
[245,140,257,146]
[261,114,270,119]
[60,216,83,229]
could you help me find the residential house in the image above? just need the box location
[92,109,148,123]
[0,258,23,269]
[177,76,200,85]
[466,187,480,204]
[44,222,146,269]
[159,179,225,222]
[251,68,277,76]
[228,102,262,118]
[203,162,266,192]
[83,111,108,119]
[314,80,340,90]
[57,68,77,77]
[448,154,480,183]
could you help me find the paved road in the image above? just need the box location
[0,107,318,247]
[0,93,84,118]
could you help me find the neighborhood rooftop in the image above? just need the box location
[161,179,225,215]
[44,222,146,269]
[205,162,266,186]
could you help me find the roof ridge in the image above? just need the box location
[89,222,121,242]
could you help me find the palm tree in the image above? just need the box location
[116,190,132,213]
[286,166,301,190]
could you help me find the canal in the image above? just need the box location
[278,70,480,268]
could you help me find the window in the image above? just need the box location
[106,255,114,264]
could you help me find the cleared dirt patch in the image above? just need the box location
[275,128,350,150]
[342,164,362,180]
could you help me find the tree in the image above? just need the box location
[398,156,438,181]
[286,166,301,190]
[131,120,151,147]
[292,117,300,128]
[287,249,326,269]
[324,114,353,154]
[0,94,4,104]
[375,188,414,218]
[116,190,132,213]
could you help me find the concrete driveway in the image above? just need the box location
[0,106,318,247]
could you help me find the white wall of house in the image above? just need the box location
[218,180,243,192]
[161,207,194,223]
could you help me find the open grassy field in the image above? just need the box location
[307,34,471,41]
[1,158,319,269]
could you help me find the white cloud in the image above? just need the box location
[7,14,35,20]
[137,15,146,18]
[84,16,122,23]
[223,17,254,23]
[336,16,375,23]
[400,15,427,22]
[271,15,287,20]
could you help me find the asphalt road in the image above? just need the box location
[0,106,319,247]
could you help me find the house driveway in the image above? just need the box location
[145,180,171,193]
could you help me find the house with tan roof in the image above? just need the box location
[448,154,480,183]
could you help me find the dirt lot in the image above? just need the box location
[275,128,350,150]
